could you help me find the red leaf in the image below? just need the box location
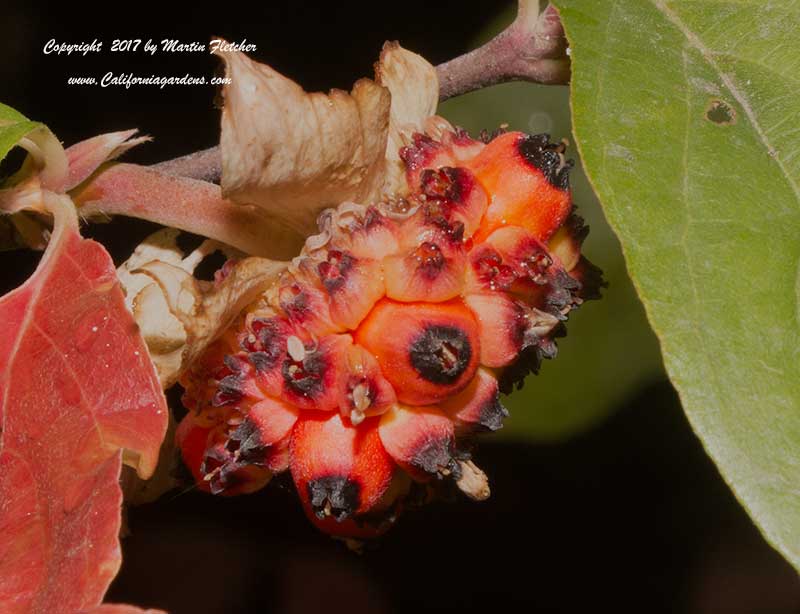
[0,197,168,614]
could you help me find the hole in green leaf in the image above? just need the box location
[705,99,736,125]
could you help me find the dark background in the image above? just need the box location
[1,1,798,613]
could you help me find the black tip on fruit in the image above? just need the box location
[230,418,268,465]
[282,349,327,399]
[409,324,472,385]
[212,374,244,407]
[477,396,509,432]
[308,476,361,521]
[518,134,573,190]
[411,437,459,478]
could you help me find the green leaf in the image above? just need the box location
[0,102,41,166]
[556,0,800,568]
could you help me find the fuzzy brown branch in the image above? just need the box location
[151,1,569,183]
[437,2,569,101]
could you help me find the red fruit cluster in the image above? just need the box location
[178,126,604,540]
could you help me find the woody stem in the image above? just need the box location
[152,1,569,183]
